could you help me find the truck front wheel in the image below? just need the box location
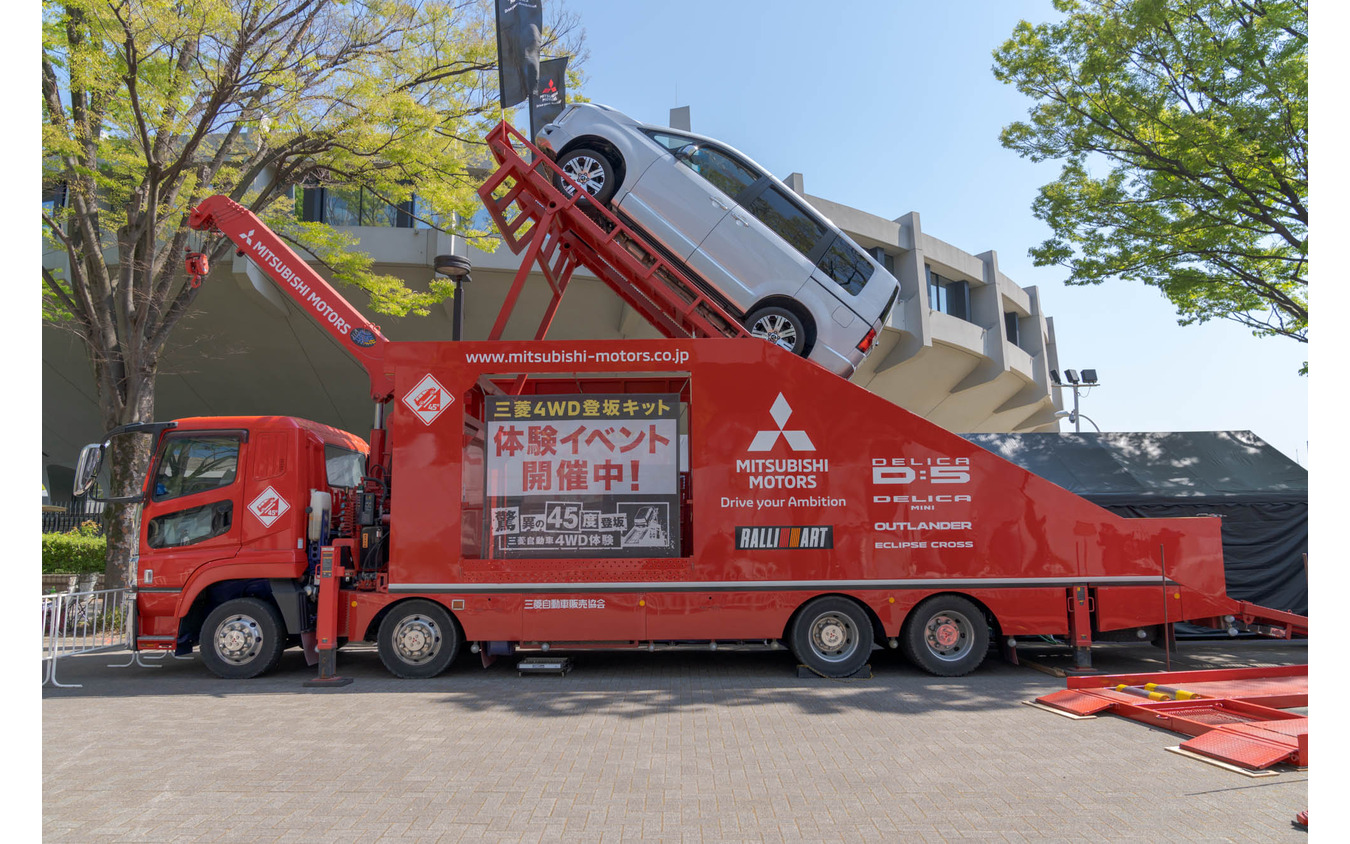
[200,597,287,679]
[789,596,873,677]
[377,600,461,679]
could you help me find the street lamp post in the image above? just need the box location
[1049,368,1101,433]
[434,254,473,341]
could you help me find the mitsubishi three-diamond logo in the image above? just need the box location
[748,393,815,452]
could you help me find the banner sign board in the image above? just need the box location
[485,394,681,558]
[530,56,569,138]
[495,0,543,108]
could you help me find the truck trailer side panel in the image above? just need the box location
[375,336,1231,651]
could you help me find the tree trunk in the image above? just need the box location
[99,370,157,590]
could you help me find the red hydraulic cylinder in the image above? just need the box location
[303,544,354,687]
[1069,586,1093,669]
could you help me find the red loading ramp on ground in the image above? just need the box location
[1034,665,1308,770]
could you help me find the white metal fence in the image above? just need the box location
[41,587,133,688]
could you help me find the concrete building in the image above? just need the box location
[41,108,1064,494]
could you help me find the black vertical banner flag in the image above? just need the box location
[496,0,544,109]
[529,56,569,139]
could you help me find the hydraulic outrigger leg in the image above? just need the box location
[303,546,354,687]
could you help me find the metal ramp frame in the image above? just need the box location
[1033,665,1308,771]
[476,121,753,352]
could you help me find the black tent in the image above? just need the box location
[963,431,1307,615]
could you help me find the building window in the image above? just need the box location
[925,265,970,321]
[1005,312,1021,347]
[456,205,494,235]
[868,247,895,275]
[42,182,68,217]
[299,186,415,228]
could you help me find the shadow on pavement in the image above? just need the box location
[41,638,1307,721]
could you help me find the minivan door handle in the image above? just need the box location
[732,214,750,227]
[710,196,730,211]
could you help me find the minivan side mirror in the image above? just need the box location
[673,143,700,162]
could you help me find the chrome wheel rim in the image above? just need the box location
[923,610,975,662]
[749,313,799,350]
[214,614,264,665]
[808,612,858,663]
[561,155,606,196]
[392,614,442,665]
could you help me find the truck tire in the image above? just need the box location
[377,600,460,679]
[199,597,287,679]
[745,305,808,356]
[789,596,873,677]
[556,147,618,205]
[902,595,989,677]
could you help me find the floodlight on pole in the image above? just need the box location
[1048,366,1102,433]
[434,254,473,341]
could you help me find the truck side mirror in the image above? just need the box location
[73,442,107,498]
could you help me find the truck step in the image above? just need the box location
[517,656,573,677]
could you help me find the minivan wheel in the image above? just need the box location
[556,147,618,205]
[746,306,808,356]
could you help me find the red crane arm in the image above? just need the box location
[187,195,394,401]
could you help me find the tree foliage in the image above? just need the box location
[41,0,585,585]
[993,0,1307,349]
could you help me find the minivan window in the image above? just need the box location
[643,130,695,151]
[745,186,828,257]
[678,145,761,200]
[816,235,875,296]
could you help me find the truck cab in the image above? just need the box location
[79,416,368,677]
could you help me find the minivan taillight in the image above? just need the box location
[856,328,877,354]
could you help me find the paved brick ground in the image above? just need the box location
[43,640,1308,842]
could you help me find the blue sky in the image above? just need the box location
[553,0,1310,463]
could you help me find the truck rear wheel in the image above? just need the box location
[377,600,460,679]
[902,595,988,677]
[200,597,287,679]
[789,596,873,677]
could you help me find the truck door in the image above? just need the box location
[139,432,245,588]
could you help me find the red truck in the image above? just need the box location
[74,123,1305,682]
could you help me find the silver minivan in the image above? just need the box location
[535,103,900,377]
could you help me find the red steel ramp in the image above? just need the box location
[1033,665,1307,771]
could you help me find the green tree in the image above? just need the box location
[42,0,585,586]
[993,0,1307,352]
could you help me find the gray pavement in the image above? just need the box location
[44,639,1309,842]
